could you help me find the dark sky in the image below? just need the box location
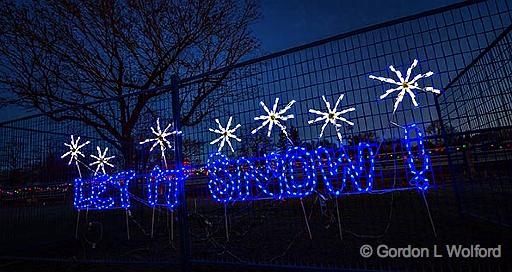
[0,0,459,122]
[253,0,458,53]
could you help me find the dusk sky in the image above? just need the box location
[253,0,458,53]
[0,0,458,122]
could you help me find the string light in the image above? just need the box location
[403,124,430,190]
[70,133,431,206]
[251,98,296,139]
[70,114,432,207]
[90,174,114,209]
[62,135,90,178]
[73,171,134,210]
[71,130,431,205]
[74,177,87,208]
[206,142,381,201]
[61,135,90,165]
[315,143,375,195]
[147,166,187,209]
[354,143,375,192]
[113,171,135,209]
[139,118,182,167]
[209,117,242,152]
[308,94,356,141]
[234,158,255,201]
[262,152,286,197]
[314,147,348,196]
[282,147,317,197]
[89,146,115,176]
[207,152,237,203]
[369,59,441,114]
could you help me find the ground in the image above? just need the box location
[1,185,510,271]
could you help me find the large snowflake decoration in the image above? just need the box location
[139,118,182,158]
[209,117,242,152]
[251,98,296,137]
[61,135,90,165]
[369,59,441,114]
[308,94,355,141]
[89,146,115,175]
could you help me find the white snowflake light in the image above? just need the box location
[251,98,296,138]
[89,146,115,175]
[139,118,182,160]
[209,117,242,152]
[61,135,90,165]
[369,59,441,114]
[308,94,355,141]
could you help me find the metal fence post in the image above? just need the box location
[171,74,191,271]
[434,96,464,214]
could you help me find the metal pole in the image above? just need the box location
[434,96,463,214]
[171,74,191,272]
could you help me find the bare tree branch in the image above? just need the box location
[0,0,260,166]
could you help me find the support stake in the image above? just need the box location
[224,204,230,241]
[421,191,437,237]
[126,209,130,240]
[75,210,80,239]
[300,198,312,240]
[335,199,343,241]
[151,206,156,238]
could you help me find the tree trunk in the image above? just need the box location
[121,136,137,170]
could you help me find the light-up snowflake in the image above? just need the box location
[251,98,296,138]
[61,135,90,165]
[89,146,115,175]
[308,94,355,141]
[209,117,242,152]
[369,59,441,114]
[139,118,182,159]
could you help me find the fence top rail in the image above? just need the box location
[179,0,485,85]
[0,0,485,127]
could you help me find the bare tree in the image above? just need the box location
[0,0,260,166]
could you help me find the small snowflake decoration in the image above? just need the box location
[308,94,355,141]
[209,117,242,152]
[61,135,90,165]
[369,59,441,114]
[89,146,115,175]
[251,98,296,138]
[139,118,182,159]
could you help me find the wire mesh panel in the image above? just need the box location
[180,0,512,163]
[0,0,511,271]
[0,95,186,265]
[438,25,512,227]
[177,0,512,269]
